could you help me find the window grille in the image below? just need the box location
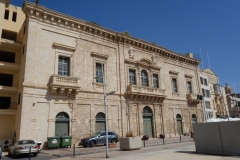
[141,70,148,86]
[153,74,159,88]
[129,69,136,85]
[96,63,104,83]
[58,56,70,76]
[172,78,178,93]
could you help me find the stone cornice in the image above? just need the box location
[22,1,201,66]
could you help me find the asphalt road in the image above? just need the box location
[1,153,57,160]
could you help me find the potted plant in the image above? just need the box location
[108,141,117,148]
[119,131,142,151]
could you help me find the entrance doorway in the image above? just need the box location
[192,114,197,124]
[95,112,105,133]
[55,112,69,136]
[143,106,153,137]
[176,114,183,135]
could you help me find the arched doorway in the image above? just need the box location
[176,114,183,135]
[192,114,197,124]
[55,112,69,136]
[143,106,153,137]
[95,112,105,132]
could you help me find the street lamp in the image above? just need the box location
[94,62,115,158]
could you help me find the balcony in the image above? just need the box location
[186,93,202,105]
[125,85,166,102]
[50,74,81,96]
[0,102,17,115]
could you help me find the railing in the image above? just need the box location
[127,85,166,96]
[0,102,17,109]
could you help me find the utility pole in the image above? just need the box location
[233,84,239,117]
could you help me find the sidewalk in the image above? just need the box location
[41,136,192,157]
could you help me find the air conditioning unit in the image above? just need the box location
[2,139,12,152]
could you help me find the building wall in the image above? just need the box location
[14,1,204,148]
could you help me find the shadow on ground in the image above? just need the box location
[176,151,240,158]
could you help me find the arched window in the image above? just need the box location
[141,70,148,86]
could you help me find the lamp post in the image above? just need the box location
[94,62,115,158]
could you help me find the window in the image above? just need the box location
[12,12,17,22]
[58,56,70,76]
[141,70,148,86]
[200,77,203,85]
[0,73,13,86]
[187,81,192,93]
[129,69,136,85]
[96,63,104,83]
[202,88,205,97]
[172,78,178,93]
[205,101,211,109]
[100,132,106,136]
[206,90,210,97]
[1,30,17,41]
[153,74,159,88]
[4,10,9,20]
[204,78,208,86]
[0,50,15,63]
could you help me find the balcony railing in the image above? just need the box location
[50,74,81,95]
[0,102,17,110]
[125,85,166,102]
[186,93,202,104]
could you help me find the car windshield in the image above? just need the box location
[18,140,35,145]
[91,132,101,137]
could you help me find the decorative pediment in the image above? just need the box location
[53,43,76,51]
[185,74,193,78]
[169,70,179,75]
[138,58,152,65]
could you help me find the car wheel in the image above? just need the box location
[33,153,37,157]
[8,150,11,156]
[83,145,87,148]
[89,141,95,147]
[111,138,117,143]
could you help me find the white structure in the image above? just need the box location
[199,70,213,120]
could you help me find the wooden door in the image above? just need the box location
[143,116,153,137]
[95,121,105,133]
[55,122,69,136]
[177,120,182,135]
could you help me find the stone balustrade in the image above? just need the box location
[186,93,201,104]
[50,74,81,96]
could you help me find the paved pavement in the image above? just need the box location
[2,136,240,160]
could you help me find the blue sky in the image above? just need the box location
[11,0,240,92]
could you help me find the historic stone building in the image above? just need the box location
[1,1,204,148]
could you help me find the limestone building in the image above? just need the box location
[0,0,25,146]
[1,1,204,148]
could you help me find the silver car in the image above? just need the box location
[8,140,38,157]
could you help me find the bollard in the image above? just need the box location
[73,144,75,156]
[144,140,145,147]
[29,146,31,160]
[159,134,165,145]
[180,134,181,143]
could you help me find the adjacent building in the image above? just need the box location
[202,69,229,118]
[0,0,25,146]
[1,1,204,148]
[199,70,213,120]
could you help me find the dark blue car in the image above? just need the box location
[79,131,118,147]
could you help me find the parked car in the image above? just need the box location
[0,144,2,159]
[79,131,118,147]
[8,140,38,157]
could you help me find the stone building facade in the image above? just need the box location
[1,1,204,148]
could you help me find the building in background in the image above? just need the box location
[0,0,26,145]
[1,1,204,148]
[202,69,229,118]
[225,84,240,117]
[199,70,213,120]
